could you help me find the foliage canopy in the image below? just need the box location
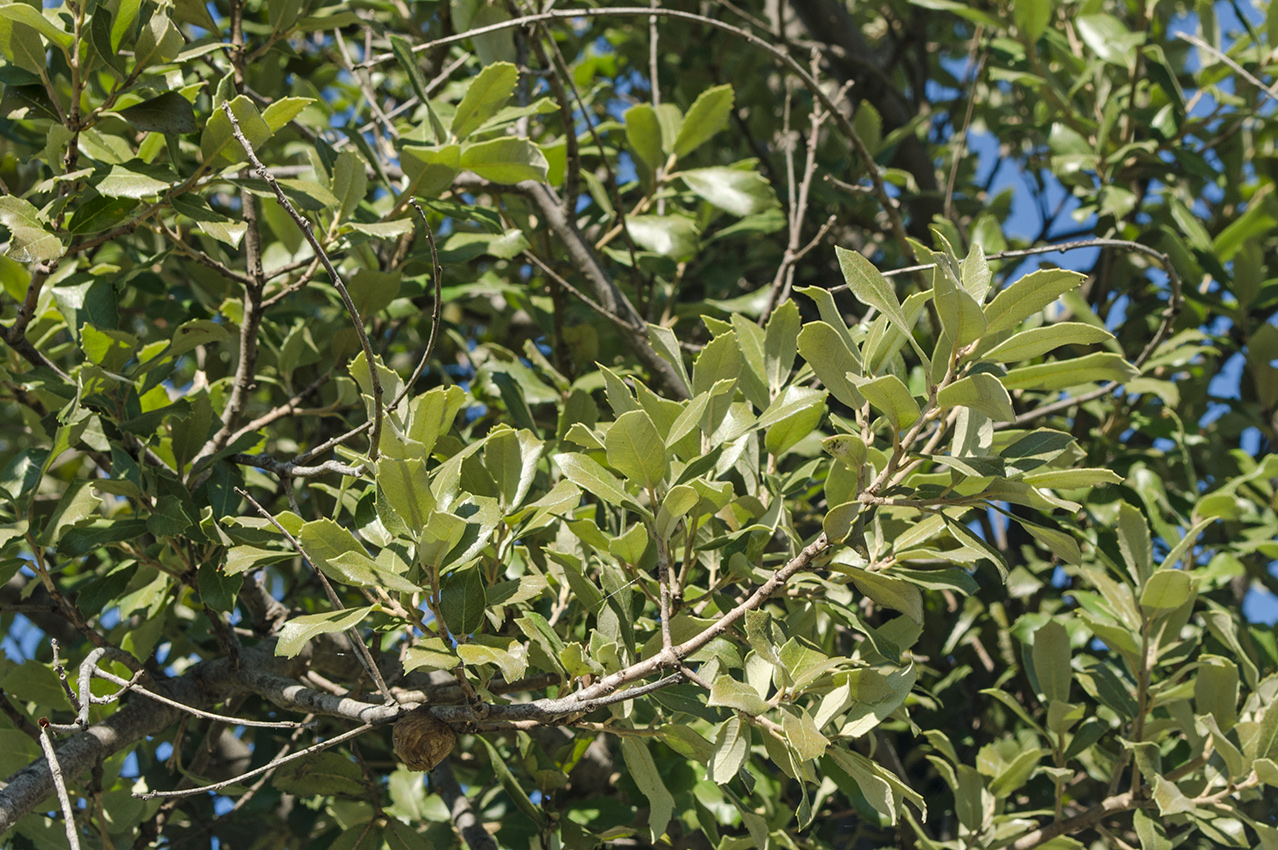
[1,0,1277,849]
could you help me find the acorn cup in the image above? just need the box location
[392,707,457,772]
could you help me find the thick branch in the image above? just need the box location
[431,760,498,850]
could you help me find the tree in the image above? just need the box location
[1,0,1276,848]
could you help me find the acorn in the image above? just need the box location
[392,708,456,772]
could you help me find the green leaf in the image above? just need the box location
[272,750,368,797]
[709,716,749,784]
[679,166,778,216]
[200,95,271,163]
[479,737,543,825]
[835,247,927,362]
[95,161,174,199]
[118,91,197,135]
[483,427,541,513]
[826,747,899,823]
[646,325,693,396]
[0,19,48,74]
[0,4,73,50]
[855,374,920,430]
[937,373,1015,422]
[765,300,801,389]
[1002,352,1138,391]
[672,84,733,158]
[458,640,527,682]
[984,269,1086,335]
[1117,502,1152,586]
[133,12,182,67]
[1151,775,1195,816]
[377,456,434,533]
[624,104,663,173]
[933,259,986,350]
[764,386,827,456]
[459,137,548,183]
[81,325,137,371]
[389,33,444,142]
[276,606,374,658]
[1076,13,1145,65]
[403,637,459,673]
[408,386,467,455]
[797,322,863,408]
[555,452,647,516]
[401,143,461,197]
[982,323,1114,363]
[1194,656,1239,730]
[417,510,467,567]
[299,519,381,588]
[224,544,292,576]
[262,96,313,132]
[0,196,63,262]
[1021,468,1123,488]
[986,746,1045,798]
[440,566,486,635]
[330,150,368,225]
[1031,621,1072,703]
[848,568,924,623]
[692,331,741,397]
[1139,569,1191,614]
[1014,0,1052,40]
[451,62,518,139]
[782,708,829,761]
[620,737,674,843]
[605,409,668,492]
[708,675,771,715]
[823,501,862,543]
[1019,520,1083,566]
[626,215,699,260]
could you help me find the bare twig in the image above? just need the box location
[762,64,833,324]
[875,235,1182,371]
[943,29,988,223]
[286,201,442,469]
[236,488,397,707]
[1009,791,1137,850]
[135,722,377,800]
[404,200,444,398]
[229,453,366,479]
[359,7,913,262]
[88,666,313,730]
[37,719,81,850]
[218,101,386,460]
[1177,32,1278,101]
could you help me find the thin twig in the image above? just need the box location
[286,198,442,468]
[877,236,1182,369]
[358,7,913,262]
[762,64,832,324]
[1177,32,1278,101]
[236,487,398,706]
[135,722,377,800]
[88,667,314,730]
[37,719,81,850]
[229,453,365,479]
[944,29,988,223]
[403,200,444,399]
[521,251,645,335]
[219,101,386,460]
